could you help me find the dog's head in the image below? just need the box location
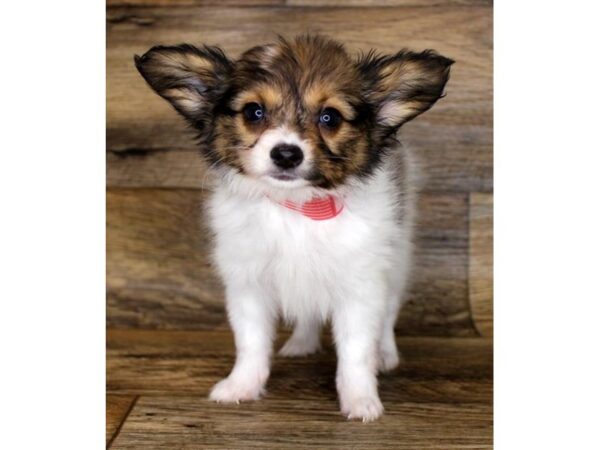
[135,35,452,194]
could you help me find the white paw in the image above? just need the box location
[341,394,384,422]
[209,375,265,403]
[378,348,401,373]
[278,337,321,357]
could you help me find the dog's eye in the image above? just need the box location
[319,108,342,129]
[243,103,264,123]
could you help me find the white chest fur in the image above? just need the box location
[208,164,412,323]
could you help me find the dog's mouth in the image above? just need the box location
[270,172,299,181]
[266,166,305,182]
[262,170,312,189]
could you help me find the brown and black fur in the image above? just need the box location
[135,34,453,189]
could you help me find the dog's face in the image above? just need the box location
[135,35,452,190]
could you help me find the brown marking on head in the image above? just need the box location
[231,84,283,113]
[135,35,453,188]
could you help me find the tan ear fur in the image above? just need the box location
[134,44,232,123]
[360,50,454,128]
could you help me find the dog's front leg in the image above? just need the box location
[333,280,386,422]
[209,284,275,403]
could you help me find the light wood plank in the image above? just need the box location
[107,189,473,335]
[289,0,491,6]
[107,5,492,193]
[111,396,492,449]
[107,395,137,446]
[469,193,493,336]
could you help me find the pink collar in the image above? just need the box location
[276,195,344,220]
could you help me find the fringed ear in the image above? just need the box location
[359,50,453,129]
[134,44,233,125]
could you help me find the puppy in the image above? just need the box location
[135,35,452,422]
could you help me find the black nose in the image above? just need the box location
[270,144,304,169]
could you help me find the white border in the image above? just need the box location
[496,1,600,448]
[0,1,105,448]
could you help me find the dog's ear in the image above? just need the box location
[134,44,233,125]
[359,50,453,129]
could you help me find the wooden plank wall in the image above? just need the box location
[107,0,493,336]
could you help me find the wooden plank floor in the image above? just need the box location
[107,329,492,448]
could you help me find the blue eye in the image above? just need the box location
[319,108,342,128]
[243,103,264,122]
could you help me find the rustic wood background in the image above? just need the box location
[107,0,493,337]
[107,1,493,447]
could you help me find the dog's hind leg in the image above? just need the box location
[378,257,411,373]
[279,317,322,357]
[378,293,402,373]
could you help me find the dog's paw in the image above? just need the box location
[378,348,401,373]
[209,375,265,404]
[278,336,321,357]
[341,395,384,422]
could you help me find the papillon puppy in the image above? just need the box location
[135,35,452,422]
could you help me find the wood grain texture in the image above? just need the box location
[107,329,492,449]
[107,0,492,7]
[106,3,492,444]
[112,397,492,449]
[107,188,474,335]
[106,188,224,330]
[107,0,284,6]
[469,193,493,336]
[289,0,491,6]
[107,330,492,402]
[107,395,137,446]
[107,5,492,193]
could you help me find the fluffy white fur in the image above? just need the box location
[207,139,417,422]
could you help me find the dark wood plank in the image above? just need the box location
[107,188,474,335]
[111,396,492,449]
[107,395,137,446]
[469,193,493,336]
[107,5,492,193]
[107,329,492,403]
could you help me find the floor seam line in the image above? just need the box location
[108,395,139,449]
